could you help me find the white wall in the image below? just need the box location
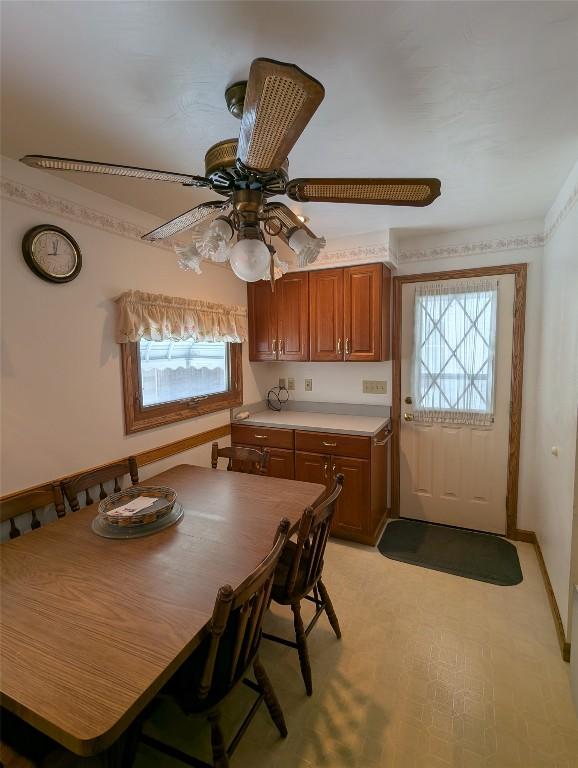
[0,156,260,494]
[251,360,391,407]
[396,218,544,536]
[533,162,578,634]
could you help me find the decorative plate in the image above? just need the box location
[92,503,184,539]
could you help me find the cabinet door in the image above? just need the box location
[309,269,344,361]
[267,448,295,479]
[247,280,278,361]
[344,263,382,361]
[277,273,309,361]
[331,456,370,536]
[295,451,331,488]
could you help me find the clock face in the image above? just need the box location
[32,231,77,277]
[22,226,82,283]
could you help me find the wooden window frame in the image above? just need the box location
[120,341,242,434]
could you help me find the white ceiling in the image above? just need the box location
[2,1,577,239]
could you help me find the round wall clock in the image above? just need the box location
[22,225,82,283]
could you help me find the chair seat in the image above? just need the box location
[271,541,321,604]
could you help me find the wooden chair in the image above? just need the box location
[62,457,139,512]
[1,484,65,540]
[263,474,344,696]
[0,707,76,768]
[141,519,291,768]
[211,443,270,475]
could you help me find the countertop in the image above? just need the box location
[234,409,390,437]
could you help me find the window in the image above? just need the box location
[121,340,242,434]
[411,279,497,425]
[139,340,228,406]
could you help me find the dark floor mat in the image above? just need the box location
[377,519,523,586]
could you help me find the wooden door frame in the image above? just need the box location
[391,263,528,538]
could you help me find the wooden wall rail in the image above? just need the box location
[0,424,231,506]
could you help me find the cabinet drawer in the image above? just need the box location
[231,424,294,450]
[294,430,370,459]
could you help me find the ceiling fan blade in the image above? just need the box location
[20,155,209,187]
[264,202,317,241]
[142,201,228,241]
[237,58,324,173]
[286,178,441,206]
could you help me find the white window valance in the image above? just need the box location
[115,290,248,344]
[411,278,498,426]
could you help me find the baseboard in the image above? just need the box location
[511,528,570,662]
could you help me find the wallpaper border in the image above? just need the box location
[3,170,576,272]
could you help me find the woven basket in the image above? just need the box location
[98,486,177,528]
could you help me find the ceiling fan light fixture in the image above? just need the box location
[199,216,234,262]
[175,242,204,274]
[229,237,271,282]
[288,227,326,268]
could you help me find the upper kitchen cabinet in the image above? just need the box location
[276,272,309,361]
[247,272,309,362]
[309,269,344,361]
[247,279,278,361]
[310,262,391,362]
[247,262,391,362]
[344,263,391,361]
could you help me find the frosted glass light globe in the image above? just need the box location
[229,238,270,282]
[288,228,326,267]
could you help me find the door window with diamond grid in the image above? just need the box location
[411,279,498,425]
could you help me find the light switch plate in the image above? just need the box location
[287,377,296,391]
[363,380,387,394]
[304,378,313,391]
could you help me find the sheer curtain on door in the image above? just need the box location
[411,278,498,426]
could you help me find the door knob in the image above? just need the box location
[404,396,413,405]
[403,412,414,422]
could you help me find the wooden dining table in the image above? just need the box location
[0,464,325,764]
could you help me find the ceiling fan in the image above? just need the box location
[21,57,441,283]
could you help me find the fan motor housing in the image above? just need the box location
[204,139,289,179]
[205,139,239,177]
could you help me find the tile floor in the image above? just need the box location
[136,537,578,767]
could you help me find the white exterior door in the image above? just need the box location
[399,275,514,534]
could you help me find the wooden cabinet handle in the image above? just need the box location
[345,337,350,356]
[322,441,337,447]
[337,338,342,354]
[332,464,337,476]
[323,460,329,479]
[254,434,268,439]
[272,339,277,354]
[279,339,284,355]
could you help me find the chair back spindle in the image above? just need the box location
[211,443,270,475]
[178,518,290,709]
[284,475,344,600]
[62,457,139,512]
[1,483,65,539]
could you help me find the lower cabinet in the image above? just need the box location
[295,451,371,539]
[234,424,390,545]
[267,448,295,480]
[332,455,370,538]
[295,451,330,485]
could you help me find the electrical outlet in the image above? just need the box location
[287,377,296,391]
[278,378,286,389]
[363,380,387,394]
[304,378,313,392]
